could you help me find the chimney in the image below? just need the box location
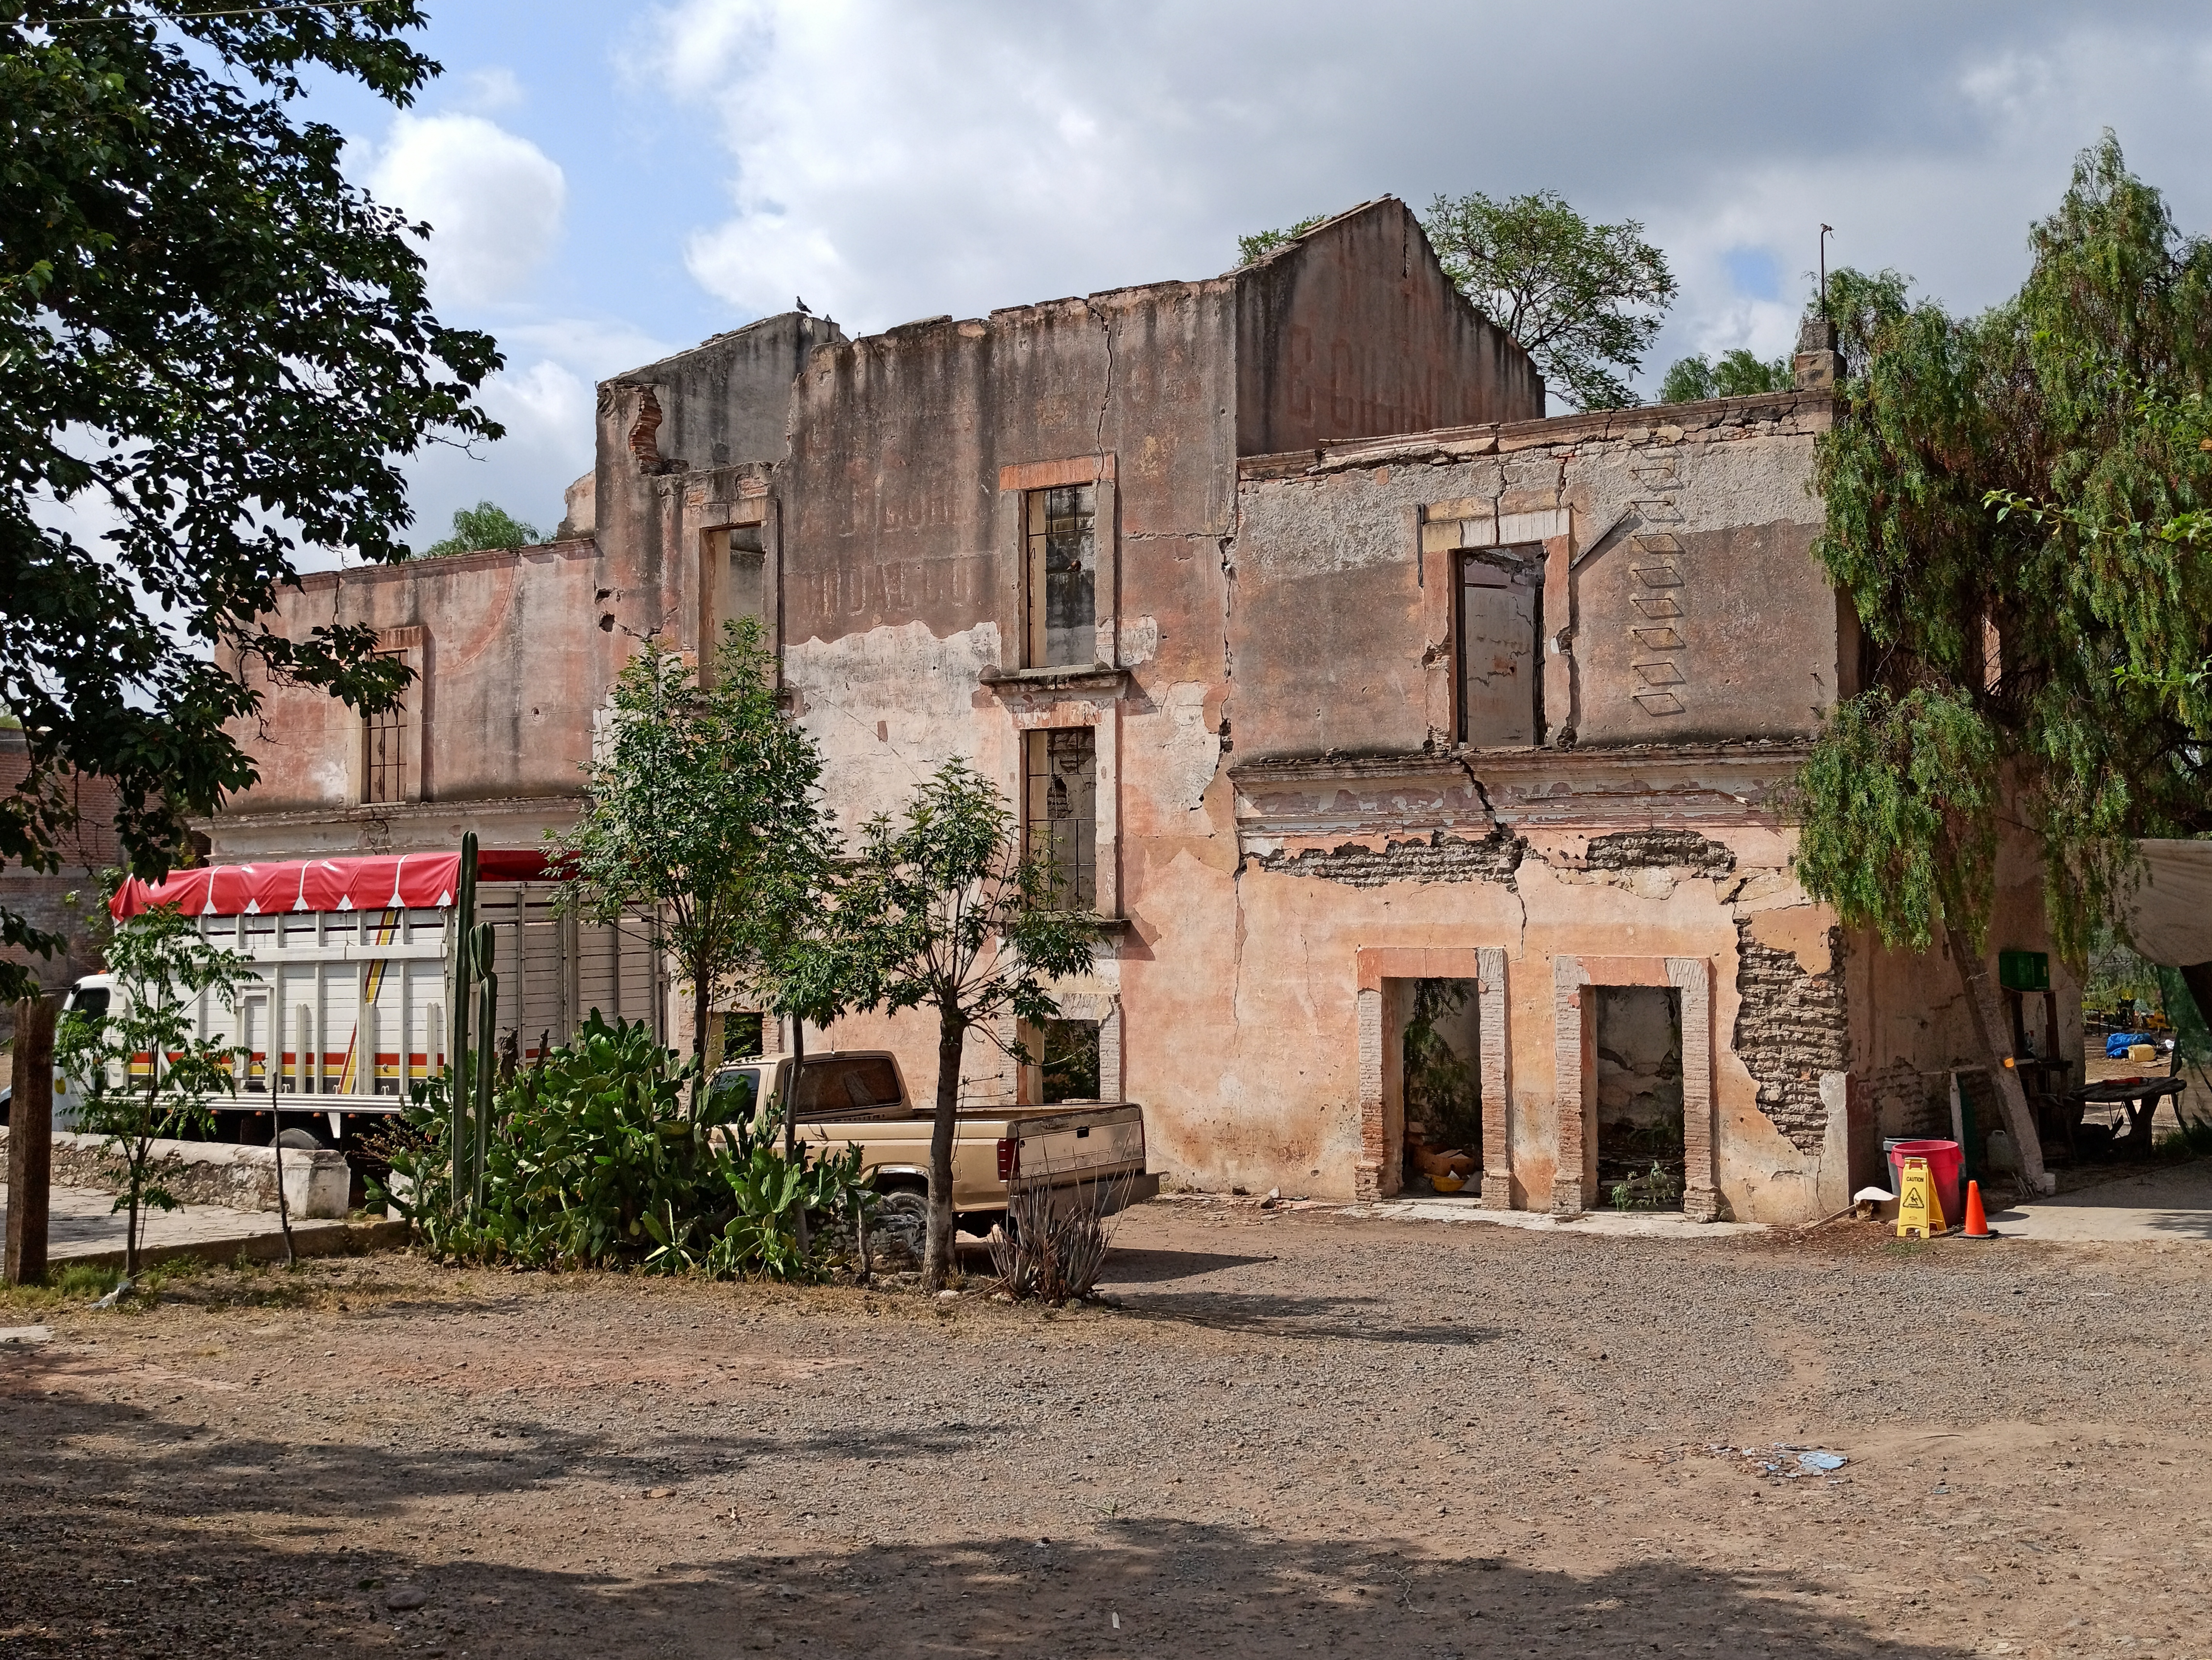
[1793,312,1844,393]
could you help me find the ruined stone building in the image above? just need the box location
[212,198,2075,1222]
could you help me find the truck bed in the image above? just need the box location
[712,1054,1156,1217]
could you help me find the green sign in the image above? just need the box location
[1998,949,2050,993]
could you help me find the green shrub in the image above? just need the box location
[370,1012,872,1279]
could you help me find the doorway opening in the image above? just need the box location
[1593,986,1685,1210]
[1398,977,1482,1193]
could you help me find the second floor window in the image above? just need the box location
[362,658,413,804]
[1025,484,1096,667]
[1458,550,1542,747]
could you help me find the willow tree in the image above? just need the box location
[1795,135,2212,1188]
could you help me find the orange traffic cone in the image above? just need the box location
[1962,1179,1995,1240]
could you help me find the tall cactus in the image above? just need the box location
[449,831,478,1213]
[471,920,497,1215]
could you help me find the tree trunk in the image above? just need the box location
[691,970,711,1113]
[4,995,55,1287]
[126,1138,145,1280]
[921,1013,965,1292]
[786,1012,808,1256]
[1944,921,2055,1195]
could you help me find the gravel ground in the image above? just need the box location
[2,1196,2208,1658]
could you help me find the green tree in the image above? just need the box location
[1794,135,2212,1190]
[832,761,1103,1291]
[55,899,255,1277]
[0,4,502,1003]
[1422,190,1676,411]
[1658,347,1792,404]
[549,619,836,1094]
[420,500,541,558]
[1236,213,1327,266]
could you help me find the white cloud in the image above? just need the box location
[638,0,2212,393]
[456,66,526,114]
[366,112,568,307]
[398,317,680,545]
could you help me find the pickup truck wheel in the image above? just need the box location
[874,1190,927,1265]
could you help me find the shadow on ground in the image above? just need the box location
[0,1378,1975,1660]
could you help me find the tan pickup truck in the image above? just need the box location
[706,1050,1159,1248]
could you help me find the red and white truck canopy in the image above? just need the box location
[110,850,558,921]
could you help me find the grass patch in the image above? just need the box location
[2154,1116,2212,1161]
[52,1262,124,1299]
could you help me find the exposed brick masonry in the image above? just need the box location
[1731,918,1850,1153]
[1583,827,1736,878]
[1257,830,1526,887]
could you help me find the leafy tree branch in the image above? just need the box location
[0,3,501,1001]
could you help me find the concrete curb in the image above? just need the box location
[58,1217,411,1273]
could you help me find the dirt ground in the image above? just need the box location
[2,1199,2209,1659]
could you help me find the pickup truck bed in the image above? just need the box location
[708,1051,1159,1223]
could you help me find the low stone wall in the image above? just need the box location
[0,1127,351,1219]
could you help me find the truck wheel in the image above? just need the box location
[874,1190,927,1265]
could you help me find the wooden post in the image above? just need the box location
[5,996,56,1286]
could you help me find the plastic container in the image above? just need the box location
[1889,1138,1963,1228]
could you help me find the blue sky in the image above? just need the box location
[308,0,2212,552]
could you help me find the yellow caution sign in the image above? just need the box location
[1896,1155,1946,1239]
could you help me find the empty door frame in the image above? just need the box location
[1354,946,1510,1205]
[1552,954,1716,1220]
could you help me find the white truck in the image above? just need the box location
[38,851,666,1146]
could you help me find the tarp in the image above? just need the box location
[2125,840,2212,969]
[110,850,557,921]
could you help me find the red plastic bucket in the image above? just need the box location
[1890,1139,1963,1228]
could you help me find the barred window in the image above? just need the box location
[1023,726,1096,909]
[362,655,413,804]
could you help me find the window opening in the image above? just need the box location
[1457,551,1541,746]
[362,652,413,804]
[1399,977,1481,1192]
[720,1010,764,1061]
[1593,986,1685,1211]
[1038,1018,1101,1103]
[1024,726,1097,909]
[725,524,766,628]
[1025,484,1097,667]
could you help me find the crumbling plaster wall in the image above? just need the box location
[218,543,612,824]
[1229,394,1838,760]
[779,209,1539,1120]
[1206,768,1856,1217]
[777,280,1245,1105]
[592,312,843,652]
